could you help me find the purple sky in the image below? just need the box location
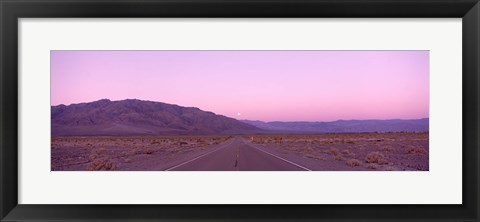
[51,51,429,122]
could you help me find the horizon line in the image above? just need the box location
[51,98,429,123]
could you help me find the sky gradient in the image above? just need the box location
[51,51,429,122]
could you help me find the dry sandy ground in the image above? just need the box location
[51,136,232,171]
[51,132,428,171]
[245,132,429,171]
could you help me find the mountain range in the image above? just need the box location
[241,118,428,134]
[51,99,261,136]
[51,99,428,136]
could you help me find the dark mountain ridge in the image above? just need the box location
[52,99,428,137]
[51,99,261,136]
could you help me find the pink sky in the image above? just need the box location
[51,51,429,122]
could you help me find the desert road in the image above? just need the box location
[165,137,311,171]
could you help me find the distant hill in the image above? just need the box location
[51,99,262,136]
[52,99,428,137]
[241,118,429,133]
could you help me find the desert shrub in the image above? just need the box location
[274,137,283,143]
[305,146,313,153]
[86,148,117,171]
[381,145,394,152]
[89,148,107,159]
[133,148,144,155]
[346,159,361,167]
[365,152,388,164]
[407,147,428,155]
[143,147,154,154]
[305,154,326,160]
[86,158,117,171]
[327,148,339,156]
[367,163,378,169]
[341,150,350,155]
[124,146,154,156]
[335,155,345,161]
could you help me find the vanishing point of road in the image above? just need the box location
[165,136,311,171]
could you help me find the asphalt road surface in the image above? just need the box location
[166,136,310,171]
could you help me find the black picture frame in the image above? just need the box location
[1,0,479,221]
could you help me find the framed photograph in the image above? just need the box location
[1,0,479,221]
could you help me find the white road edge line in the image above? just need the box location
[164,139,234,171]
[248,142,312,171]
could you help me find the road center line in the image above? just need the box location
[246,141,312,171]
[164,138,234,171]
